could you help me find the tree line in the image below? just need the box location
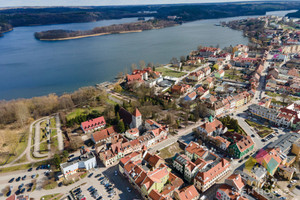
[34,20,178,40]
[0,87,105,127]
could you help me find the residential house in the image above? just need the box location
[184,91,197,101]
[197,119,227,137]
[216,174,247,200]
[203,77,214,89]
[196,87,209,99]
[173,154,200,182]
[126,74,144,84]
[81,116,106,133]
[198,47,220,57]
[194,158,230,192]
[202,66,212,76]
[91,126,118,144]
[173,185,200,200]
[243,159,267,188]
[215,70,225,79]
[171,84,191,95]
[188,71,204,81]
[227,133,254,159]
[255,148,282,176]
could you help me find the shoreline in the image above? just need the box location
[38,30,143,41]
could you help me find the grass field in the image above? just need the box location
[271,99,288,106]
[245,119,273,138]
[224,69,245,82]
[159,142,183,159]
[156,67,186,78]
[40,141,49,153]
[182,65,199,71]
[66,106,105,121]
[15,154,28,164]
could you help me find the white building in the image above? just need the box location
[60,151,97,177]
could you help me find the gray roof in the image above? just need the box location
[266,133,300,154]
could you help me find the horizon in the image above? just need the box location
[0,0,286,8]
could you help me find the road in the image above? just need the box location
[33,118,50,158]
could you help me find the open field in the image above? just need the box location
[156,67,187,78]
[0,126,29,165]
[182,65,199,71]
[66,106,106,121]
[245,119,273,138]
[158,142,184,160]
[224,69,245,82]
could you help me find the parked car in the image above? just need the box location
[114,171,118,176]
[16,177,21,182]
[95,174,101,178]
[31,174,36,179]
[88,173,94,178]
[8,178,14,183]
[127,187,131,192]
[22,175,26,180]
[28,168,33,172]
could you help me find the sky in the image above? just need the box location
[0,0,266,7]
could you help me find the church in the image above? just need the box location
[119,107,143,130]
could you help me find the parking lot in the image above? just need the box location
[66,165,141,200]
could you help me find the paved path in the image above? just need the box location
[2,117,49,167]
[55,114,64,152]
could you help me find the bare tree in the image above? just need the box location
[15,101,30,127]
[131,63,137,73]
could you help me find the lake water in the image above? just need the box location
[0,10,297,100]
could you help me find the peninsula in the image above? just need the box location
[34,20,179,40]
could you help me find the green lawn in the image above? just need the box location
[50,117,56,128]
[155,67,186,78]
[182,65,199,71]
[66,106,105,121]
[224,69,245,82]
[271,99,288,106]
[245,119,273,138]
[40,141,48,152]
[265,91,279,97]
[51,137,58,150]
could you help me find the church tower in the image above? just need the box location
[131,108,142,130]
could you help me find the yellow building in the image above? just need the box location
[292,140,300,160]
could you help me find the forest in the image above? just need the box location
[0,1,299,37]
[34,20,178,40]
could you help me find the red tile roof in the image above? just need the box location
[92,126,117,142]
[175,185,200,200]
[133,108,142,117]
[81,116,106,132]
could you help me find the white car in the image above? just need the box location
[127,187,131,192]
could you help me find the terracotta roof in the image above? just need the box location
[185,142,208,158]
[81,116,106,132]
[218,184,248,200]
[119,151,141,166]
[195,158,230,184]
[226,174,245,191]
[175,185,200,200]
[127,74,143,82]
[200,119,223,134]
[144,153,163,167]
[92,126,117,142]
[235,135,254,153]
[133,108,142,117]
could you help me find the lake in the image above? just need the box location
[0,10,297,100]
